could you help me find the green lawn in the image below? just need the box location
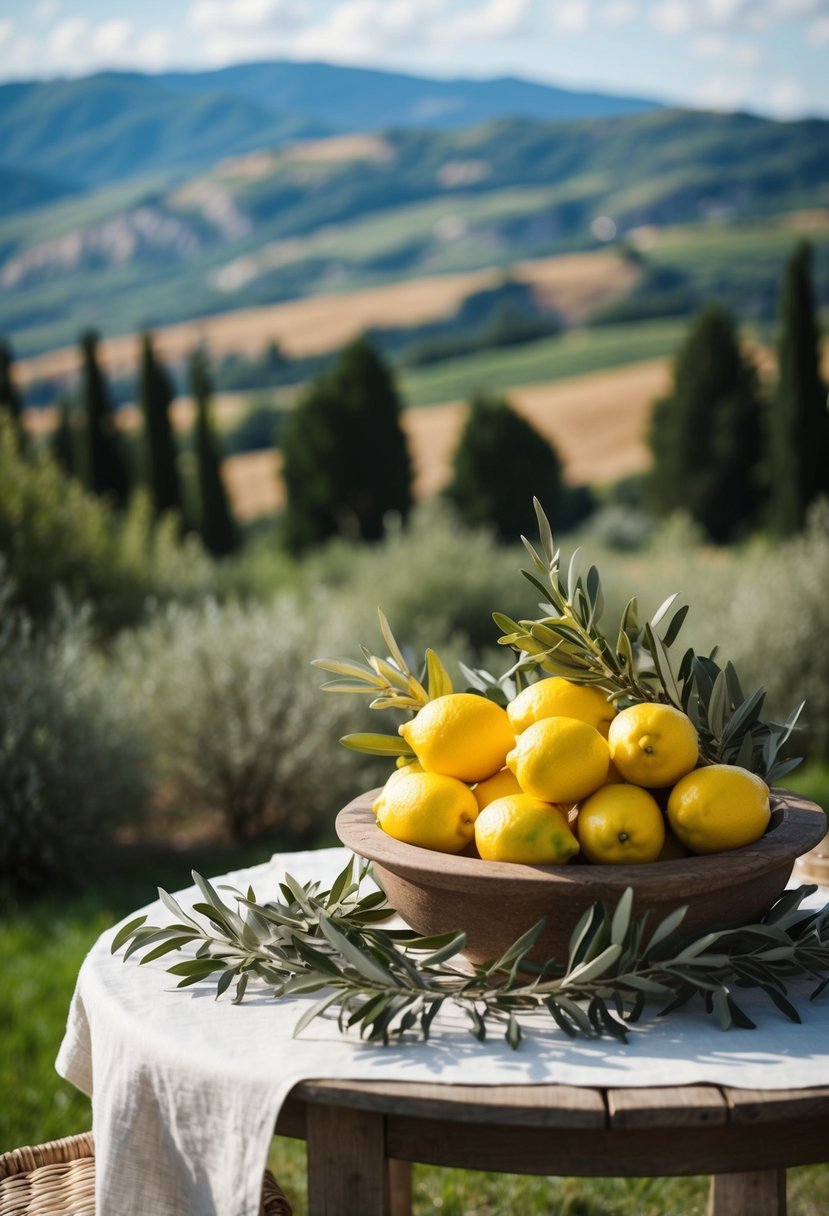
[3,780,828,1214]
[400,320,686,409]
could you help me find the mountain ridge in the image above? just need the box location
[0,60,660,194]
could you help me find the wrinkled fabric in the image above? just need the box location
[57,847,829,1216]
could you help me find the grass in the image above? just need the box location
[262,1149,829,1216]
[3,764,828,1212]
[400,320,685,409]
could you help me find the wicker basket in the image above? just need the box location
[0,1132,292,1216]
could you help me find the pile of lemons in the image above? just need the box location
[371,679,771,865]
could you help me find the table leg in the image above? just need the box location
[306,1105,389,1215]
[707,1169,787,1216]
[388,1159,412,1216]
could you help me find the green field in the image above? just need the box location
[400,319,686,408]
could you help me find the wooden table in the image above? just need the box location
[274,1077,829,1216]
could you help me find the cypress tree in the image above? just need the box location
[51,392,79,476]
[78,329,130,507]
[0,340,23,431]
[445,393,563,540]
[281,336,412,552]
[766,241,829,535]
[190,346,238,556]
[139,332,182,519]
[648,305,763,543]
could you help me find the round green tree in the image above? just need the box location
[445,392,563,540]
[281,337,412,552]
[648,306,763,543]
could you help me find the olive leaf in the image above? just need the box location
[115,864,829,1051]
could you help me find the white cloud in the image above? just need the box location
[694,33,727,55]
[773,0,822,15]
[91,19,134,59]
[286,0,445,63]
[443,0,531,41]
[695,73,749,110]
[809,14,829,41]
[704,0,748,24]
[0,15,175,79]
[599,1,638,25]
[734,40,760,64]
[34,0,60,24]
[134,28,175,71]
[768,76,806,115]
[652,0,829,36]
[651,1,692,34]
[187,0,321,65]
[550,0,591,31]
[48,15,89,65]
[188,0,307,32]
[693,33,760,63]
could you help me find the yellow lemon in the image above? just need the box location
[506,716,610,804]
[475,794,579,864]
[577,784,665,864]
[372,762,424,815]
[399,693,514,784]
[507,676,617,737]
[608,702,698,788]
[474,767,522,812]
[374,771,478,854]
[667,764,770,855]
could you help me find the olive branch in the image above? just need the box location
[493,498,803,783]
[114,858,829,1050]
[312,502,802,783]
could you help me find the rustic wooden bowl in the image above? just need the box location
[336,789,827,965]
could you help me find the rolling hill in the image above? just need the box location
[3,106,828,360]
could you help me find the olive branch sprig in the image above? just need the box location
[311,608,454,761]
[494,499,803,783]
[114,858,829,1050]
[312,501,803,783]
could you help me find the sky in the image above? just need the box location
[0,0,828,119]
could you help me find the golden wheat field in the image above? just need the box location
[14,249,638,387]
[219,358,669,522]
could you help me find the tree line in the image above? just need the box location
[649,241,829,540]
[0,330,238,557]
[0,240,826,555]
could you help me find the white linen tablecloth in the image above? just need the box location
[56,846,829,1216]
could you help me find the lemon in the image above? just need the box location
[372,761,424,815]
[475,794,579,864]
[399,693,515,784]
[608,702,698,788]
[506,716,610,804]
[507,676,617,737]
[374,771,479,853]
[577,784,665,864]
[667,764,770,854]
[474,767,522,812]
